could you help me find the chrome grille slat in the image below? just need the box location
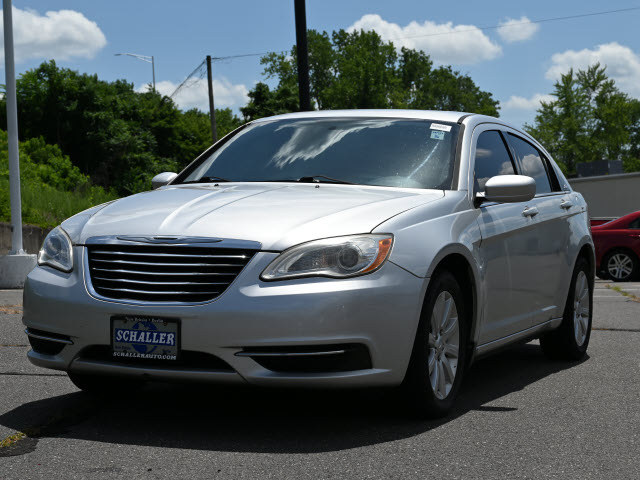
[91,267,237,276]
[92,276,230,286]
[87,243,257,303]
[91,250,248,259]
[98,286,221,295]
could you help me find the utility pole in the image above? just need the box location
[151,55,156,92]
[206,55,217,143]
[294,0,311,111]
[1,0,37,288]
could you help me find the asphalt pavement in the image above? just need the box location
[1,280,638,479]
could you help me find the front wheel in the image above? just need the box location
[403,271,468,418]
[540,257,593,360]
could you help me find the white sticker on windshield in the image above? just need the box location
[431,130,445,140]
[430,123,452,132]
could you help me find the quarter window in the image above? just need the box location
[629,217,640,229]
[507,134,552,194]
[474,131,515,192]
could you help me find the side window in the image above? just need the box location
[507,134,552,194]
[541,154,562,191]
[629,217,640,229]
[474,130,515,192]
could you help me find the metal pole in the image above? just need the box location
[294,0,311,111]
[3,0,24,254]
[151,55,156,92]
[206,55,217,143]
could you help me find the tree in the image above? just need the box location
[0,61,242,194]
[242,29,499,121]
[526,64,640,174]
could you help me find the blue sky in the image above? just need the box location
[2,1,640,128]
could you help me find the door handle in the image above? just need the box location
[522,206,539,217]
[560,199,573,209]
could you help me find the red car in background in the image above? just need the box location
[592,211,640,281]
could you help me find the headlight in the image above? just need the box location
[261,234,393,281]
[38,226,73,273]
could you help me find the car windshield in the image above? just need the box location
[174,117,460,190]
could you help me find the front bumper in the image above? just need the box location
[23,248,426,388]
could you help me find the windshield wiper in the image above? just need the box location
[180,175,231,184]
[297,175,354,185]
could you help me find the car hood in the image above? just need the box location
[67,183,443,250]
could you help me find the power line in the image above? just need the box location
[211,51,287,62]
[168,59,206,99]
[205,6,640,61]
[389,6,640,41]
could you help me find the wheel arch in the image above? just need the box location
[576,242,596,281]
[426,249,480,365]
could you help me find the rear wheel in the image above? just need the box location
[540,257,593,360]
[403,271,468,418]
[603,249,638,282]
[68,372,145,396]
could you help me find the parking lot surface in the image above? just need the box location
[1,280,639,479]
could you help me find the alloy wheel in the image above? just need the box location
[428,291,460,400]
[607,253,633,280]
[573,270,590,346]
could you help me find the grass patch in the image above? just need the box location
[0,432,26,449]
[605,284,640,303]
[0,305,22,314]
[0,177,118,229]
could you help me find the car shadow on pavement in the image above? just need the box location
[0,343,587,455]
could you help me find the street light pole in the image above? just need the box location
[114,52,156,92]
[1,0,37,288]
[3,0,23,254]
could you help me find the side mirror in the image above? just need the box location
[151,172,178,190]
[481,175,536,204]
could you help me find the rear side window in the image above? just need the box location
[474,131,515,192]
[629,217,640,229]
[507,134,552,194]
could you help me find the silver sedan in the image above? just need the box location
[23,110,594,417]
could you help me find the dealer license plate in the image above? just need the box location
[111,316,180,361]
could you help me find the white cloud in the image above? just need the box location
[545,42,640,97]
[497,16,539,43]
[0,7,106,62]
[347,14,501,65]
[140,77,249,111]
[503,93,554,110]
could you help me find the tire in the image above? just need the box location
[540,257,593,361]
[403,271,468,418]
[68,372,145,396]
[602,249,638,282]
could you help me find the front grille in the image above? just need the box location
[87,244,257,303]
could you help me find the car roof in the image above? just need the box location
[253,109,472,123]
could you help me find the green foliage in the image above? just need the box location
[0,61,241,194]
[0,129,118,228]
[241,29,499,121]
[526,64,640,174]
